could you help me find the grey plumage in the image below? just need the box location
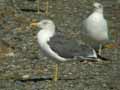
[35,19,99,61]
[48,32,97,60]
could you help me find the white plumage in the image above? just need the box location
[37,20,67,61]
[81,2,109,54]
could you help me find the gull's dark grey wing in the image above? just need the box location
[47,32,97,59]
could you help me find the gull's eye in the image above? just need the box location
[98,5,102,8]
[43,22,48,25]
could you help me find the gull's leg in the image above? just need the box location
[53,64,58,81]
[45,0,49,16]
[98,44,102,55]
[37,0,40,14]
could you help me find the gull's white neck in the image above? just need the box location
[37,23,67,61]
[94,8,103,14]
[44,26,55,38]
[37,26,55,44]
[90,8,104,20]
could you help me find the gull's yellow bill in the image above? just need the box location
[30,22,38,27]
[30,19,39,28]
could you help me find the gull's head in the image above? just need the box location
[31,19,55,29]
[93,2,103,12]
[93,2,103,9]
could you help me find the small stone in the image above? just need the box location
[5,52,15,57]
[68,72,72,75]
[22,74,30,79]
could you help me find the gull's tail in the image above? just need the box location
[97,54,111,61]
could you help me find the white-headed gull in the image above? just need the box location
[81,2,109,55]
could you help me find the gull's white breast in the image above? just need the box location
[37,29,67,61]
[85,12,109,42]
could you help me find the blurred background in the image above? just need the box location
[0,0,120,90]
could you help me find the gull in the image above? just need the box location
[81,2,109,55]
[31,19,105,81]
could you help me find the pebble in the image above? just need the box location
[22,74,30,79]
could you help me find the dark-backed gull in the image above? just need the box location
[31,19,106,81]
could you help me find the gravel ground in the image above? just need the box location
[0,0,120,90]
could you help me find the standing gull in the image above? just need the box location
[81,2,109,55]
[31,19,101,81]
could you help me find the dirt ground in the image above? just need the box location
[0,0,120,90]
